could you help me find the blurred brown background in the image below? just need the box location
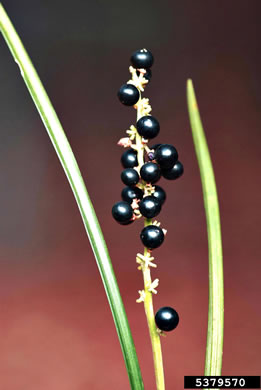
[0,1,260,389]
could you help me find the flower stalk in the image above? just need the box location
[121,67,165,390]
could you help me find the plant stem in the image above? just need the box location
[0,4,144,389]
[142,244,165,390]
[135,98,165,390]
[187,79,224,376]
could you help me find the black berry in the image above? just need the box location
[139,196,161,218]
[121,186,143,204]
[140,225,164,249]
[155,144,178,169]
[152,185,166,205]
[137,68,152,81]
[136,116,160,139]
[121,149,138,168]
[130,49,154,69]
[140,162,161,184]
[162,161,184,180]
[155,307,179,332]
[121,168,139,186]
[112,201,133,225]
[118,84,140,106]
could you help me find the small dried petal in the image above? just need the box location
[118,137,132,148]
[131,199,140,209]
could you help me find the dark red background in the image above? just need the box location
[0,1,260,389]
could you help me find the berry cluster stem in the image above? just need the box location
[142,248,165,390]
[135,100,165,390]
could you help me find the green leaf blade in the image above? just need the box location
[0,3,144,389]
[187,79,224,375]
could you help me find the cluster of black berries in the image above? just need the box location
[112,49,181,332]
[112,142,183,250]
[112,50,183,252]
